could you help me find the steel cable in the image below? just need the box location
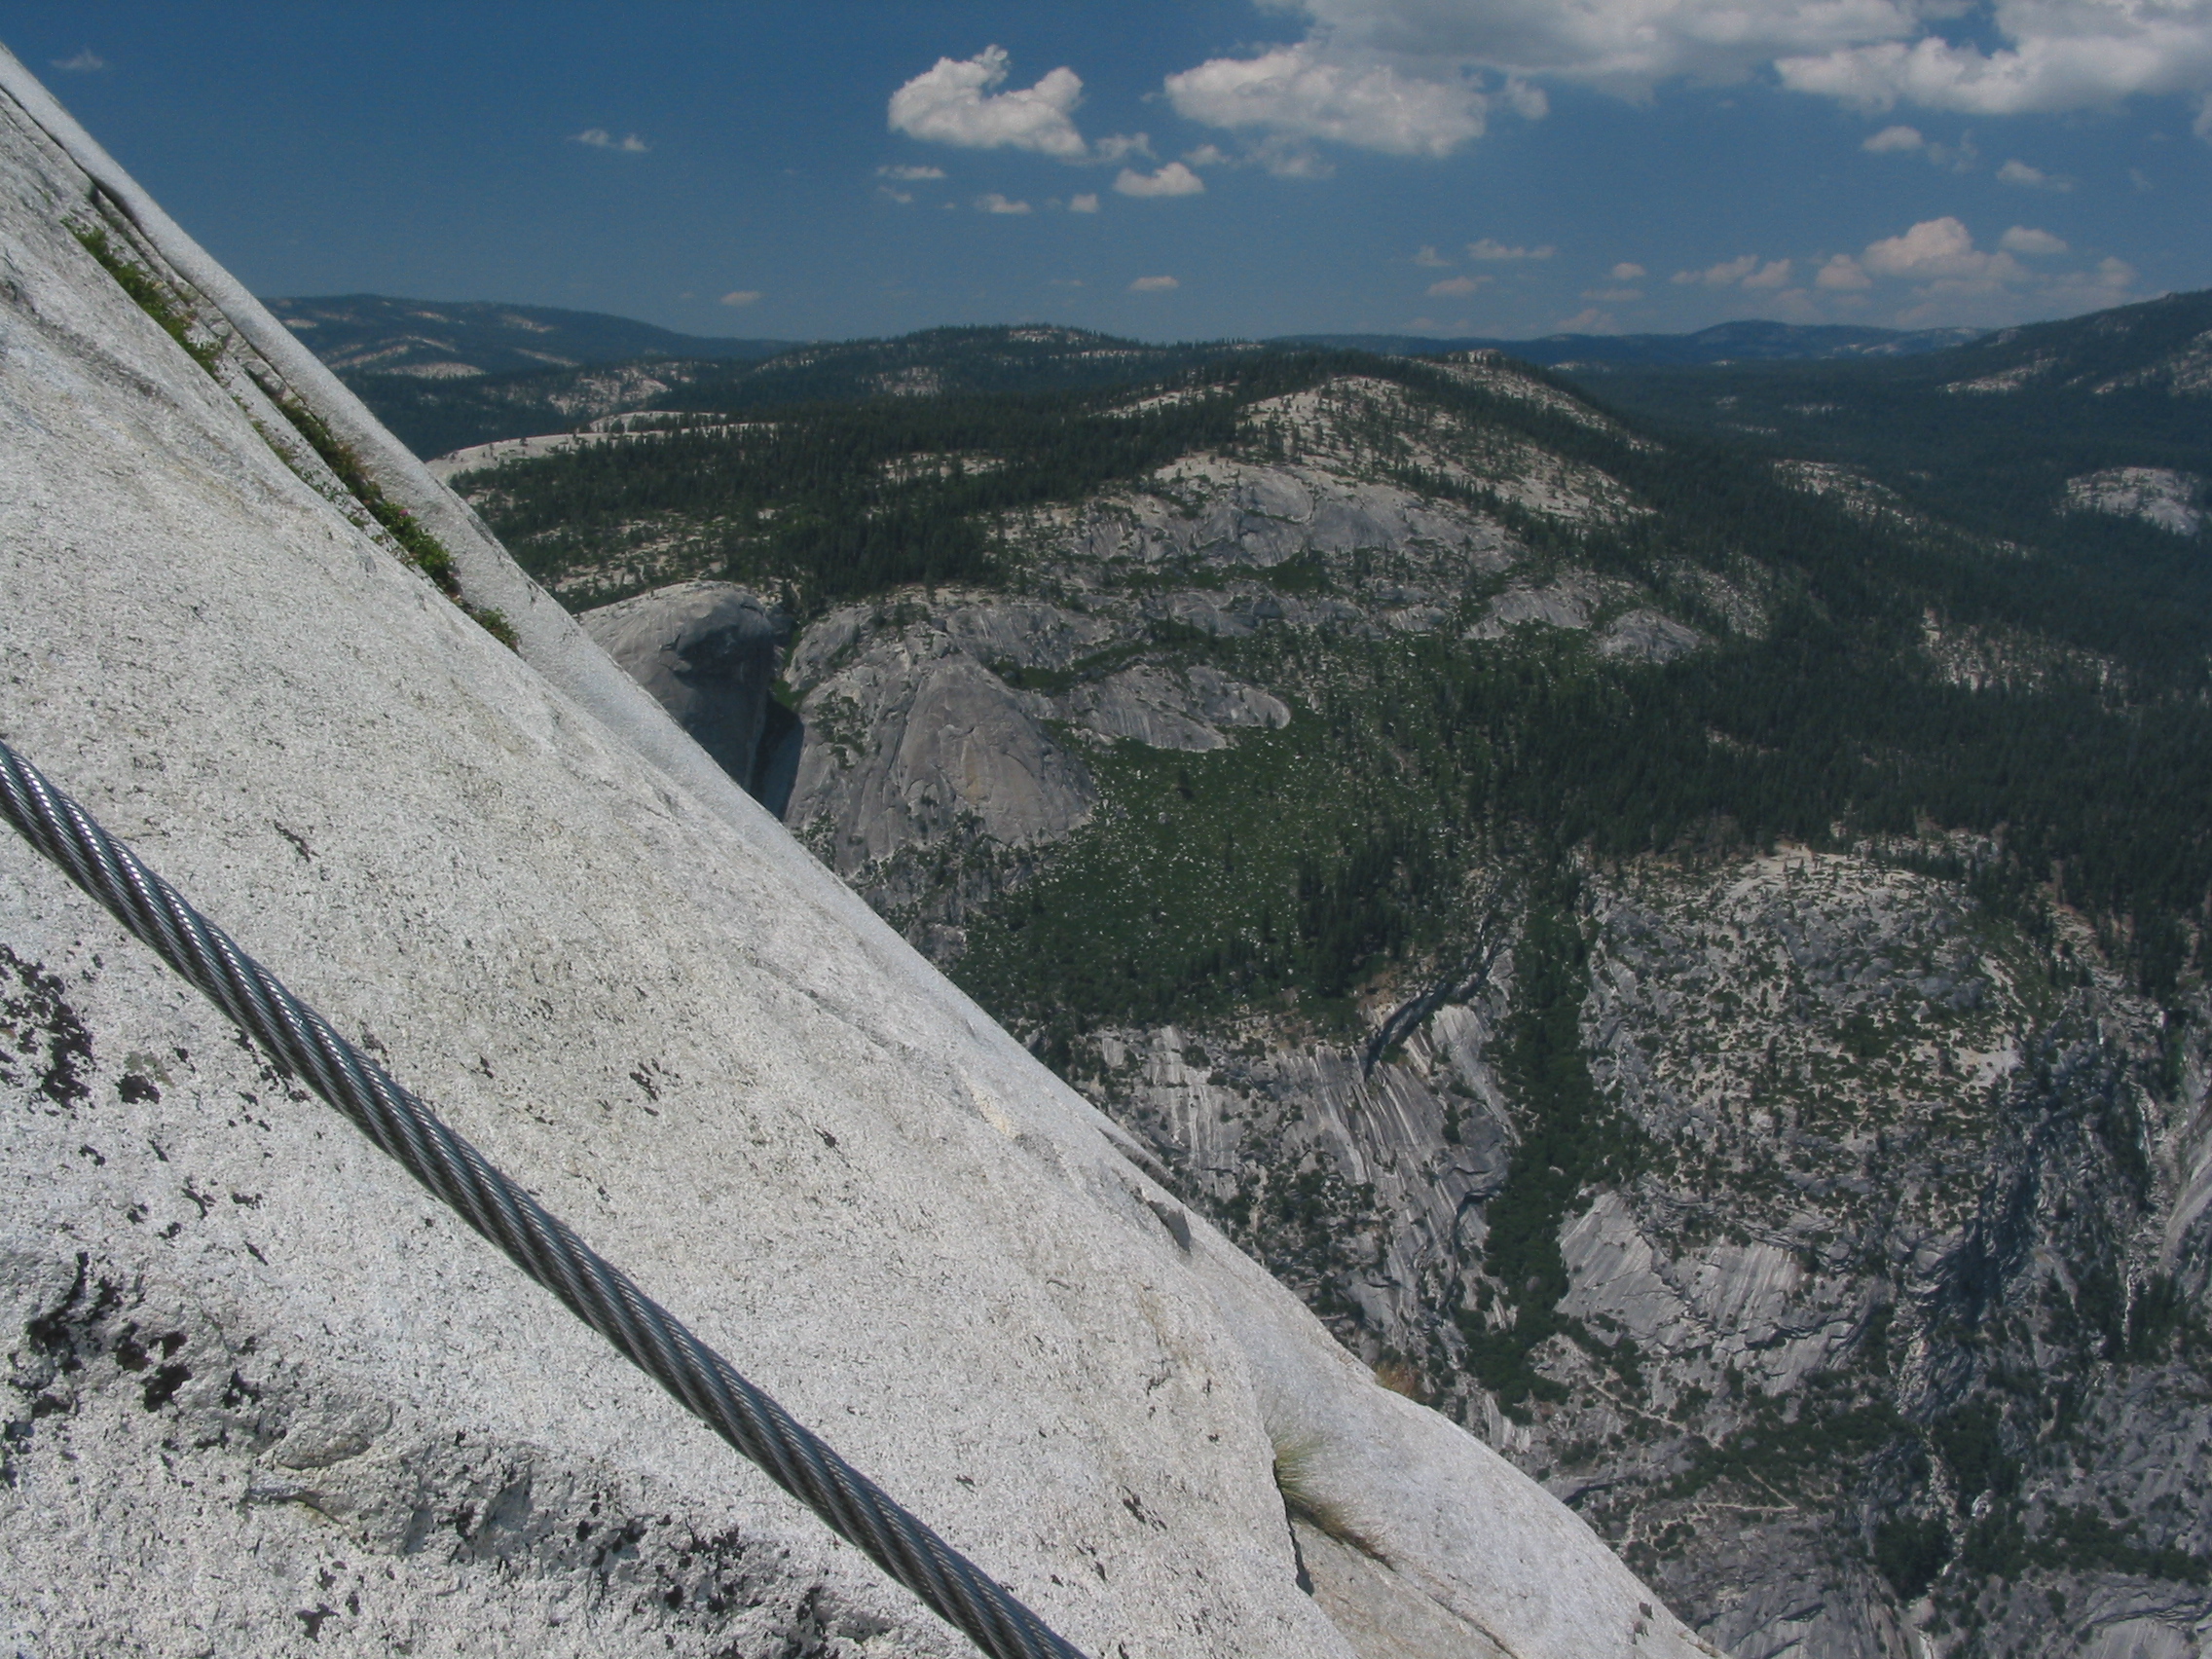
[0,734,1088,1659]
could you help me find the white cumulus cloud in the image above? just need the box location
[1069,193,1100,213]
[1776,0,2212,120]
[878,164,946,181]
[1164,40,1491,158]
[1427,275,1491,295]
[1998,158,2073,190]
[1161,2,2212,145]
[1610,261,1647,280]
[1115,162,1206,197]
[719,290,762,307]
[1862,124,1924,151]
[1816,254,1874,289]
[1861,216,2015,279]
[1744,258,1795,289]
[976,193,1034,214]
[1215,0,1925,94]
[1129,276,1181,291]
[1999,225,2061,255]
[2000,224,2069,254]
[1468,238,1554,260]
[1797,217,2133,323]
[52,50,106,72]
[574,129,649,153]
[1557,307,1619,333]
[1093,132,1156,164]
[889,46,1088,158]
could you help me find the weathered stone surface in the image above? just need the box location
[1068,844,2212,1659]
[1466,585,1704,659]
[578,579,794,807]
[1063,664,1292,753]
[1597,608,1704,663]
[2065,466,2204,535]
[787,626,1094,871]
[1,56,1714,1658]
[1070,456,1514,571]
[1294,1520,1511,1659]
[1467,576,1623,641]
[938,598,1117,669]
[780,601,1293,896]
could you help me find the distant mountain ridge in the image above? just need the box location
[267,291,2202,499]
[281,319,1246,457]
[267,294,1986,395]
[1907,286,2212,396]
[1278,319,1985,366]
[266,293,793,378]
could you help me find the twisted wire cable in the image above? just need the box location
[0,734,1088,1659]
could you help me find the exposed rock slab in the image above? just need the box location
[1063,665,1292,753]
[2065,466,2204,535]
[1070,456,1514,572]
[1597,608,1704,663]
[787,627,1094,871]
[578,580,793,807]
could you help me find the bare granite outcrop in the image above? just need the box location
[578,579,796,809]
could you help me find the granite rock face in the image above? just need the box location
[2064,467,2204,536]
[1073,851,2212,1659]
[578,580,797,810]
[0,49,1714,1659]
[778,598,1298,938]
[788,622,1097,871]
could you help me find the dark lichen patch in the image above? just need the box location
[1,942,94,1112]
[110,1325,194,1406]
[5,1254,123,1480]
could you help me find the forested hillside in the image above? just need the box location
[1573,288,2211,580]
[460,334,2212,957]
[437,309,2212,1659]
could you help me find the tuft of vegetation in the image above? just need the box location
[1874,1513,1952,1602]
[1271,1431,1388,1561]
[1458,878,1642,1409]
[69,213,514,651]
[270,396,516,649]
[70,219,221,373]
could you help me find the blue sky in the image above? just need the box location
[4,2,2206,344]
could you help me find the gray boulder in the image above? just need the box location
[1597,608,1704,663]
